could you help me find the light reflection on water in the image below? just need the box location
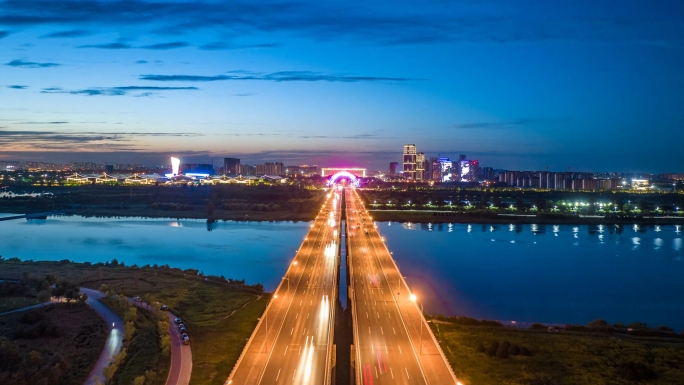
[382,222,684,331]
[0,215,310,291]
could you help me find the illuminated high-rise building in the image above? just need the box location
[438,157,453,182]
[416,152,425,182]
[403,144,417,180]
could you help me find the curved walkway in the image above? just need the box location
[81,288,126,385]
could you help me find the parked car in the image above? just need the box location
[180,326,187,333]
[183,336,190,345]
[178,323,185,329]
[160,305,168,311]
[181,332,188,339]
[133,296,141,301]
[174,318,182,324]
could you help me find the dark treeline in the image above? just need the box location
[359,187,684,215]
[0,185,325,215]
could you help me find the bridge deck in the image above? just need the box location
[346,187,458,385]
[227,191,341,385]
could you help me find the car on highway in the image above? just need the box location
[160,305,168,311]
[174,318,182,324]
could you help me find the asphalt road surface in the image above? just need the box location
[345,187,458,385]
[228,190,342,385]
[130,299,192,385]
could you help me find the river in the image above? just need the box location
[1,215,682,330]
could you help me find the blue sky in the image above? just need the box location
[1,0,683,172]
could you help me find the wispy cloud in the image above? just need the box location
[453,119,538,130]
[139,41,189,50]
[0,129,204,151]
[41,86,198,97]
[79,41,189,50]
[234,93,255,97]
[140,71,415,83]
[7,85,28,89]
[15,121,69,124]
[135,60,148,64]
[41,29,92,38]
[199,42,280,51]
[79,42,132,49]
[0,1,681,47]
[6,59,60,68]
[0,30,10,39]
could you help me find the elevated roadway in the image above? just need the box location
[227,190,342,385]
[345,187,459,385]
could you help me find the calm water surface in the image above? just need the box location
[2,215,682,330]
[0,215,309,290]
[382,222,684,330]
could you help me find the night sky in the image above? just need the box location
[1,0,683,172]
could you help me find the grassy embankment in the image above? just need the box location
[431,316,684,385]
[359,188,684,225]
[0,184,325,222]
[367,209,684,225]
[0,259,268,385]
[0,303,108,385]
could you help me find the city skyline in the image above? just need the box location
[2,0,684,172]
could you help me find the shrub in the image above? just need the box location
[587,319,609,328]
[496,340,511,359]
[530,323,546,330]
[485,341,499,357]
[617,361,657,381]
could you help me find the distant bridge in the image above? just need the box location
[320,168,366,177]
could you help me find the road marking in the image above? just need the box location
[284,346,287,355]
[398,345,402,354]
[385,344,388,353]
[307,313,309,319]
[369,326,371,334]
[393,327,396,335]
[276,368,281,381]
[292,369,297,381]
[390,367,394,379]
[381,327,384,335]
[405,367,410,379]
[295,312,298,319]
[299,300,302,306]
[366,311,368,318]
[375,366,378,378]
[388,312,391,319]
[290,328,294,335]
[303,327,306,336]
[372,344,374,353]
[377,312,379,318]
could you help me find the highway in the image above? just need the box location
[345,186,459,385]
[227,189,342,385]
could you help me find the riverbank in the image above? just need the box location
[367,209,684,225]
[0,259,267,385]
[430,316,684,385]
[0,206,317,222]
